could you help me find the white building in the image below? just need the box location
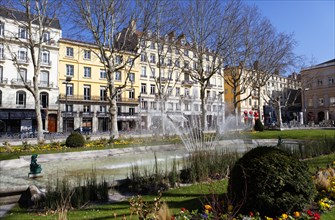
[0,7,61,133]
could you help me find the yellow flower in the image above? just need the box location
[204,204,212,211]
[265,216,273,220]
[293,212,300,217]
[227,205,233,212]
[281,213,288,219]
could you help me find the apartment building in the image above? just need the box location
[58,39,140,134]
[0,7,61,133]
[224,68,301,125]
[301,59,335,125]
[137,31,224,131]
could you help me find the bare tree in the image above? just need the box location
[68,0,153,138]
[1,0,61,142]
[248,18,296,120]
[178,0,233,131]
[137,0,182,134]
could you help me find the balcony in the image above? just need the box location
[181,80,194,87]
[0,78,8,85]
[17,58,29,65]
[61,111,76,117]
[0,54,5,62]
[39,81,54,88]
[11,79,31,86]
[97,111,109,117]
[59,94,139,104]
[80,111,94,117]
[117,112,139,121]
[41,60,52,67]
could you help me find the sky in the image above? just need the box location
[246,0,335,66]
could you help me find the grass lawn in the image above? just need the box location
[3,154,335,220]
[247,129,335,140]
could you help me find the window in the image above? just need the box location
[18,27,27,39]
[115,71,121,81]
[40,92,49,108]
[66,64,74,76]
[0,90,2,106]
[129,73,135,82]
[66,83,73,96]
[308,98,313,107]
[141,66,147,77]
[168,58,172,66]
[129,107,135,115]
[184,49,188,56]
[115,55,122,65]
[150,41,155,49]
[84,67,91,78]
[150,84,155,94]
[151,68,155,78]
[141,83,147,94]
[176,87,180,96]
[329,78,334,85]
[41,50,50,64]
[65,104,73,112]
[319,98,324,106]
[84,85,91,100]
[16,91,26,107]
[0,22,4,36]
[18,48,27,61]
[43,31,50,43]
[127,57,134,66]
[18,68,27,82]
[150,101,157,110]
[100,105,107,112]
[129,90,134,99]
[0,44,3,59]
[140,53,147,62]
[100,87,107,101]
[100,69,106,79]
[66,47,74,57]
[0,66,3,83]
[330,97,335,106]
[317,79,323,86]
[40,71,49,86]
[83,105,90,113]
[168,87,172,96]
[184,61,189,69]
[84,50,91,59]
[150,54,156,63]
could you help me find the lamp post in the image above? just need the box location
[62,76,72,136]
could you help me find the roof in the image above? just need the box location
[301,58,335,72]
[0,7,61,30]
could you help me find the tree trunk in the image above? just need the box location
[109,98,119,139]
[200,86,206,131]
[34,89,44,142]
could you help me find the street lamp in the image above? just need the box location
[62,76,72,136]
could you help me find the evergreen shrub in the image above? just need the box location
[228,146,316,217]
[65,132,85,148]
[254,119,264,131]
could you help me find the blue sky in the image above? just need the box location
[247,0,335,65]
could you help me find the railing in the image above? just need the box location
[59,94,139,103]
[181,80,194,86]
[80,111,94,117]
[11,79,31,86]
[39,81,53,88]
[17,58,29,64]
[0,78,8,85]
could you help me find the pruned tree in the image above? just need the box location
[1,0,62,142]
[68,0,153,138]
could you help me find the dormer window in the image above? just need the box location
[181,39,186,45]
[18,26,27,39]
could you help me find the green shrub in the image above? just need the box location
[65,132,85,148]
[228,146,316,217]
[253,119,264,131]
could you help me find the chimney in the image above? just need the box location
[253,61,259,70]
[129,19,136,33]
